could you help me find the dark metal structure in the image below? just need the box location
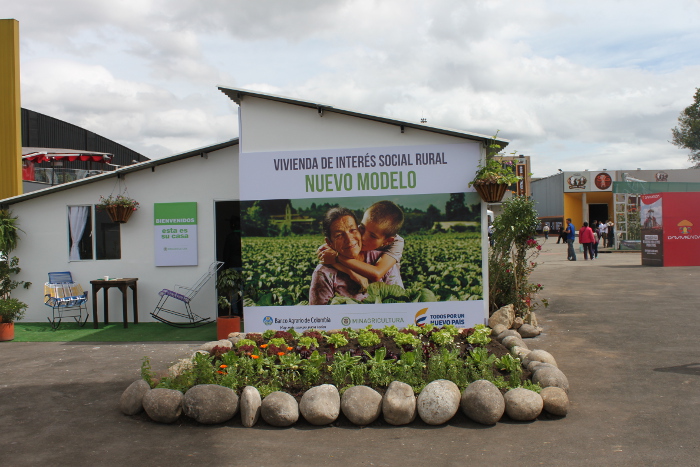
[21,108,149,174]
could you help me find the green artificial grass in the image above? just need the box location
[11,322,218,342]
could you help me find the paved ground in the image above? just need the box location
[1,244,699,466]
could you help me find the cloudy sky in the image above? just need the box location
[4,0,699,177]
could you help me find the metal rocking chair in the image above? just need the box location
[150,261,224,328]
[44,271,89,330]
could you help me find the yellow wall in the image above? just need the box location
[563,193,583,227]
[0,19,22,200]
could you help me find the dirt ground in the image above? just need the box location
[1,248,699,466]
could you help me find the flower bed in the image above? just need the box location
[142,324,538,398]
[121,324,570,426]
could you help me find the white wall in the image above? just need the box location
[11,144,239,323]
[239,97,471,153]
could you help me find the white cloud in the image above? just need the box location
[4,0,699,173]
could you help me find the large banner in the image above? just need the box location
[239,143,486,332]
[154,202,198,266]
[640,192,700,267]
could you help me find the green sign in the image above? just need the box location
[154,202,198,225]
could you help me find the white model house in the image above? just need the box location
[2,87,506,325]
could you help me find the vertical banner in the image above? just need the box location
[657,192,700,267]
[239,143,486,332]
[516,163,526,196]
[154,202,198,266]
[640,194,663,266]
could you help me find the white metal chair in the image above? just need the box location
[44,271,89,330]
[150,261,224,328]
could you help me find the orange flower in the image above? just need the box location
[287,347,293,351]
[277,352,285,356]
[219,364,228,369]
[217,370,224,375]
[260,344,268,349]
[251,355,260,359]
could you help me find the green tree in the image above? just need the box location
[671,88,700,166]
[488,196,543,318]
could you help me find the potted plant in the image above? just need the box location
[0,298,28,341]
[97,194,140,223]
[0,210,30,341]
[215,268,246,339]
[469,135,522,203]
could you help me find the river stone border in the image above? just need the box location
[121,322,569,426]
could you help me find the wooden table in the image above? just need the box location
[90,278,139,328]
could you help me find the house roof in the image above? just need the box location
[1,139,239,207]
[218,86,510,146]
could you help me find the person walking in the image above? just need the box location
[607,221,615,249]
[566,218,577,261]
[598,220,608,248]
[579,221,596,260]
[557,224,567,244]
[543,223,550,240]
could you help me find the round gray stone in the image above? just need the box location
[261,392,299,427]
[502,335,527,350]
[510,346,530,360]
[540,387,569,416]
[142,388,184,423]
[504,388,543,421]
[299,384,340,425]
[341,385,382,426]
[382,381,417,426]
[533,366,570,393]
[460,380,505,425]
[523,349,557,368]
[518,324,540,338]
[240,386,262,427]
[227,332,246,345]
[496,329,521,343]
[491,324,507,336]
[183,384,239,424]
[526,361,558,373]
[416,380,461,425]
[198,339,232,353]
[119,379,150,415]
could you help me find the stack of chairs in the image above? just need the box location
[44,271,89,330]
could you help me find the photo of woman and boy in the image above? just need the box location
[309,201,404,305]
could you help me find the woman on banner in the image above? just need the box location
[309,207,403,305]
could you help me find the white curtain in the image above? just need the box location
[68,206,90,261]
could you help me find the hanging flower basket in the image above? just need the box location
[473,180,509,203]
[106,205,136,223]
[97,194,140,224]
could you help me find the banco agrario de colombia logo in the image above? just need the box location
[414,308,428,326]
[263,316,273,326]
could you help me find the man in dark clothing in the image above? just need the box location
[557,225,567,244]
[566,218,577,261]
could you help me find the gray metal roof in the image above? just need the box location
[218,86,510,146]
[1,139,238,207]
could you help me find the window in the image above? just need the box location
[68,206,121,260]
